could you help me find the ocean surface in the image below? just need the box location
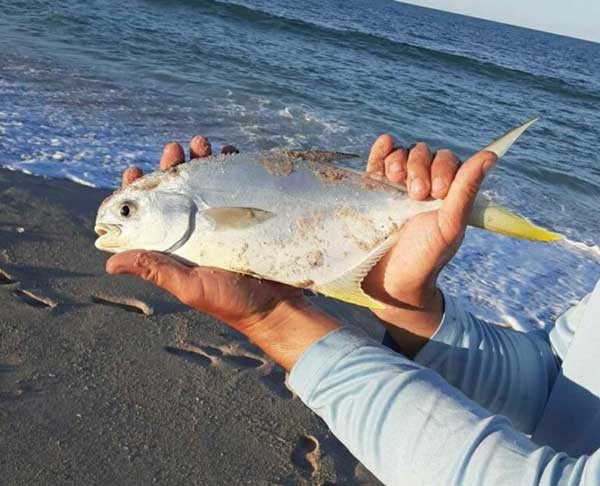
[1,0,599,330]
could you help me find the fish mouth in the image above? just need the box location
[94,223,123,252]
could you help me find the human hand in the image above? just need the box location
[362,135,497,356]
[107,137,337,369]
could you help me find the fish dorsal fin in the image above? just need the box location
[201,207,275,230]
[315,233,401,309]
[280,150,359,162]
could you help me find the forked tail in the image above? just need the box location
[468,118,562,242]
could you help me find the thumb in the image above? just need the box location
[106,250,196,299]
[437,150,497,243]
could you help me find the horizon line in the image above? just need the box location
[395,1,600,45]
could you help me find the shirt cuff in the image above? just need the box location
[288,326,372,401]
[413,294,464,367]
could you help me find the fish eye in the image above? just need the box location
[119,201,136,218]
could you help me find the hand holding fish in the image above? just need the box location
[105,133,476,369]
[100,121,558,367]
[107,137,339,370]
[362,136,497,357]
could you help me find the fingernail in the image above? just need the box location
[121,166,144,187]
[388,161,403,174]
[160,143,185,171]
[221,144,239,155]
[190,136,212,158]
[432,176,446,194]
[410,177,425,195]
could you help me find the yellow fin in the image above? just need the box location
[315,234,400,309]
[470,198,562,242]
[467,118,561,242]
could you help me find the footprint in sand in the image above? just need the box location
[164,341,295,399]
[91,294,153,316]
[291,434,321,479]
[0,363,57,403]
[1,267,56,308]
[0,268,16,287]
[13,288,57,309]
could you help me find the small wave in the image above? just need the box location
[277,107,293,119]
[192,0,600,103]
[561,238,600,265]
[66,174,97,187]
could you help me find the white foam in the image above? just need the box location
[561,238,600,264]
[66,174,96,187]
[278,107,293,119]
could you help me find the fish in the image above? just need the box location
[95,119,561,309]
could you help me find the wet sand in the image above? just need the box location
[0,168,383,485]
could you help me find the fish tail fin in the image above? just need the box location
[468,118,562,242]
[482,118,539,157]
[469,198,562,242]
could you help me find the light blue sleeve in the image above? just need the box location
[411,296,560,433]
[289,327,600,486]
[548,293,591,361]
[409,294,591,433]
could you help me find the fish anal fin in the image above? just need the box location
[315,234,400,309]
[201,207,274,230]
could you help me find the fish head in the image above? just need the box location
[95,186,196,253]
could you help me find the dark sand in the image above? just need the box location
[0,168,384,485]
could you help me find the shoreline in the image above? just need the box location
[0,168,382,485]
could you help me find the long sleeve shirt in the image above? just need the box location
[289,281,600,485]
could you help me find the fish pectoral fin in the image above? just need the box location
[281,150,360,162]
[315,234,400,309]
[201,207,275,230]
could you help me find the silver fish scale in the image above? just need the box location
[158,151,439,288]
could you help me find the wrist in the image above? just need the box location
[373,288,444,358]
[237,299,341,371]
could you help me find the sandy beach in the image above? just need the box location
[0,168,383,485]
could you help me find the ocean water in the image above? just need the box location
[1,0,599,329]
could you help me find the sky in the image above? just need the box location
[401,0,600,43]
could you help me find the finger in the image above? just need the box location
[221,144,240,155]
[159,142,185,171]
[430,149,459,199]
[106,250,196,300]
[406,142,433,200]
[384,147,408,183]
[190,135,212,159]
[121,166,144,188]
[438,150,497,242]
[367,134,394,175]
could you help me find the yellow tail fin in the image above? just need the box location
[470,199,562,242]
[469,118,562,242]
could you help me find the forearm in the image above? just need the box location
[289,326,598,486]
[379,294,560,433]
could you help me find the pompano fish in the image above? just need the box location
[95,119,560,309]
